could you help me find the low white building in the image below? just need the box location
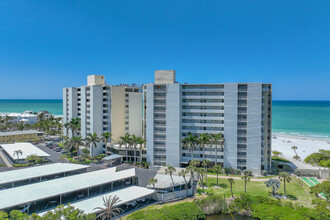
[1,111,38,124]
[0,142,50,161]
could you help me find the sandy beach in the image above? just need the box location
[272,133,330,169]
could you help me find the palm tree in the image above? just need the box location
[102,132,113,148]
[272,151,282,158]
[279,172,292,197]
[202,160,210,188]
[265,178,281,196]
[165,165,176,200]
[93,195,122,220]
[120,134,131,162]
[228,178,235,198]
[197,168,207,193]
[293,155,301,161]
[131,135,139,165]
[182,132,197,161]
[136,136,146,164]
[13,150,23,161]
[241,170,251,193]
[85,133,101,161]
[212,165,222,186]
[291,146,298,157]
[37,113,45,122]
[64,118,80,137]
[25,154,39,164]
[210,133,224,166]
[178,169,189,197]
[198,133,210,161]
[148,177,158,189]
[187,164,197,195]
[69,136,84,160]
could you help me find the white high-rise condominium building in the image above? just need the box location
[144,70,272,173]
[63,75,143,155]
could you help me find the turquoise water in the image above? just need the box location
[0,100,330,139]
[272,101,330,139]
[0,99,63,116]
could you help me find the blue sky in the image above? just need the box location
[0,1,329,100]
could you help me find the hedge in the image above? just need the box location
[127,202,206,220]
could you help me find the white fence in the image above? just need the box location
[156,189,193,203]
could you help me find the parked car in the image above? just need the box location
[51,145,59,149]
[54,147,62,152]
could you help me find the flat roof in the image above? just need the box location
[40,186,155,215]
[147,174,189,189]
[0,163,89,185]
[0,130,41,137]
[0,167,135,210]
[103,154,123,161]
[1,143,50,159]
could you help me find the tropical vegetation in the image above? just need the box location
[304,149,330,168]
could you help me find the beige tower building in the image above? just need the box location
[63,75,143,155]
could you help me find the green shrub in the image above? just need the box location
[36,158,44,164]
[195,194,227,215]
[304,150,330,168]
[252,204,306,220]
[127,202,205,220]
[272,157,290,163]
[13,163,32,167]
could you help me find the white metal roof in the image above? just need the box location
[0,163,89,185]
[147,174,190,189]
[39,186,155,215]
[1,143,50,159]
[0,167,135,210]
[0,130,40,137]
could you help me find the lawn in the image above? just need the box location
[124,176,317,219]
[204,176,315,207]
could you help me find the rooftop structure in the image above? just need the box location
[0,112,38,124]
[63,75,143,156]
[1,142,50,160]
[147,174,188,189]
[0,163,89,188]
[40,186,156,216]
[0,130,41,137]
[0,167,135,211]
[0,130,43,144]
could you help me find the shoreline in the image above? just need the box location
[273,133,330,142]
[272,134,330,169]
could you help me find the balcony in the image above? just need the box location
[154,96,166,100]
[182,123,224,128]
[181,102,224,107]
[182,109,224,113]
[182,88,224,92]
[182,116,224,120]
[182,130,222,134]
[182,95,224,99]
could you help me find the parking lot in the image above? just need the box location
[36,143,63,163]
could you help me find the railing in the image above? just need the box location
[156,189,193,203]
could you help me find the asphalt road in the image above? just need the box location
[36,143,62,163]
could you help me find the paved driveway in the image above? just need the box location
[36,144,62,163]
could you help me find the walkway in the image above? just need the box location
[0,149,12,168]
[208,174,271,182]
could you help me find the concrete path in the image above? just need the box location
[0,149,13,168]
[207,174,272,182]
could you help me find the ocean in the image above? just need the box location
[0,99,329,139]
[272,101,330,139]
[0,99,63,116]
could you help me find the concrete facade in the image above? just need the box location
[63,76,143,156]
[145,71,272,173]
